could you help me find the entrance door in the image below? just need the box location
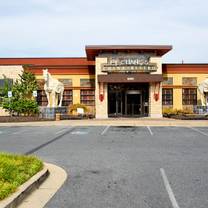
[108,89,123,116]
[125,90,142,116]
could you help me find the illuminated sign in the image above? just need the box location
[102,55,157,73]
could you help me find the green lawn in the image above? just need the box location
[0,152,43,200]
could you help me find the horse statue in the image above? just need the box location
[198,78,208,106]
[43,69,64,107]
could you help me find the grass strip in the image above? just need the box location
[0,152,43,200]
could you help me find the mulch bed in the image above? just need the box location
[0,116,54,123]
[164,114,208,120]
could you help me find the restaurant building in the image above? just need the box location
[0,45,208,118]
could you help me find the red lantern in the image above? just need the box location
[153,82,160,101]
[99,82,104,102]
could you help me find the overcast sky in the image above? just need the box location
[0,0,207,63]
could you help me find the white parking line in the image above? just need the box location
[147,126,153,136]
[0,131,2,134]
[71,131,88,135]
[160,168,180,208]
[55,128,68,135]
[188,127,208,137]
[101,125,110,135]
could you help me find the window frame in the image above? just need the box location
[162,88,173,105]
[182,88,197,105]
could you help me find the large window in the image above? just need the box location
[162,88,173,105]
[0,79,13,106]
[0,79,13,88]
[182,88,197,105]
[37,90,47,106]
[37,90,73,106]
[62,90,73,106]
[80,90,95,106]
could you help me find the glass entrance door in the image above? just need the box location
[108,83,148,117]
[108,87,123,116]
[125,91,142,116]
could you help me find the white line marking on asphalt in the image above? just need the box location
[55,128,68,135]
[71,131,88,135]
[0,131,2,134]
[101,125,110,135]
[160,168,180,208]
[147,126,153,136]
[188,127,208,137]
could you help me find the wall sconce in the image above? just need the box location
[153,82,161,101]
[99,82,104,102]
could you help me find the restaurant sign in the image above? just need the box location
[102,55,157,73]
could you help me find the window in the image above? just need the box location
[62,90,73,106]
[80,79,95,88]
[162,88,173,105]
[0,79,13,106]
[0,79,13,88]
[162,77,173,86]
[37,90,73,106]
[58,79,72,87]
[182,77,197,86]
[37,90,47,106]
[80,90,95,106]
[182,88,197,105]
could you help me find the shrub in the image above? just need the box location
[69,103,88,114]
[163,107,193,117]
[3,98,39,116]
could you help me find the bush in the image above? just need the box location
[163,107,193,117]
[69,103,88,114]
[3,98,39,116]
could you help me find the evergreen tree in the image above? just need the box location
[2,71,39,116]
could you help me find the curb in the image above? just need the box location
[0,164,49,208]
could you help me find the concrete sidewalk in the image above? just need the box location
[18,163,67,208]
[0,118,207,126]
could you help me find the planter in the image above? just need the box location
[0,116,54,123]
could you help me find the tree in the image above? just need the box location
[2,71,39,116]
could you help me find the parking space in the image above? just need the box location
[0,126,73,154]
[1,125,208,208]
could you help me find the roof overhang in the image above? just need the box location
[86,45,172,60]
[98,74,163,83]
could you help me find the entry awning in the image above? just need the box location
[98,74,163,83]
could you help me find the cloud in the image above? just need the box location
[0,0,207,62]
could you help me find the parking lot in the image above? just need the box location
[0,125,208,208]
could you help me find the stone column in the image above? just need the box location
[95,57,108,119]
[149,82,162,118]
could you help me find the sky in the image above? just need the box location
[0,0,208,63]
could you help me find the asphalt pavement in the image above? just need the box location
[0,125,208,208]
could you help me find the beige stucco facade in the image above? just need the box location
[163,73,208,110]
[0,65,23,80]
[95,54,163,118]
